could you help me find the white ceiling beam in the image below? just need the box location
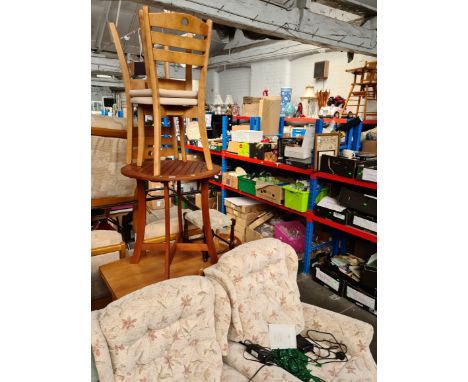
[208,40,324,68]
[135,0,376,55]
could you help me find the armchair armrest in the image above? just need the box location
[301,302,374,356]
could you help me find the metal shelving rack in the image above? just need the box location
[187,115,377,273]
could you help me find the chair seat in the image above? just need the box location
[129,88,198,98]
[185,209,233,230]
[130,96,198,106]
[91,230,122,249]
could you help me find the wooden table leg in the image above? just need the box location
[164,182,171,279]
[131,179,146,264]
[176,181,183,239]
[200,181,218,264]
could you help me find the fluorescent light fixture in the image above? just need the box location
[96,74,112,78]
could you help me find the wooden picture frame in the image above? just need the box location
[314,133,340,170]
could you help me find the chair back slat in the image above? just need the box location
[151,31,207,52]
[148,12,209,35]
[153,48,205,66]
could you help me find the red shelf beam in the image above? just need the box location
[311,213,377,243]
[209,181,309,218]
[223,151,313,175]
[315,172,377,190]
[186,144,223,157]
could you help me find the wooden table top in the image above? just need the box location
[121,160,220,182]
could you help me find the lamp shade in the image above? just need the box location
[301,86,316,99]
[225,95,234,105]
[213,94,224,105]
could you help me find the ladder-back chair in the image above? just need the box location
[138,6,213,175]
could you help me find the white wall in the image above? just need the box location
[207,50,376,113]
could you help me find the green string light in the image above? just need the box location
[271,349,325,382]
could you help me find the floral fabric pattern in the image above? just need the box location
[301,303,377,382]
[209,278,231,356]
[92,276,223,381]
[204,238,305,347]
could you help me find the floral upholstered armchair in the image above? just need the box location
[91,276,247,382]
[204,238,377,382]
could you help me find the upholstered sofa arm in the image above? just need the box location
[301,302,374,356]
[91,311,115,382]
[208,277,232,356]
[223,341,301,382]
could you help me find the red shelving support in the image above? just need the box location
[310,213,377,243]
[223,151,313,175]
[284,117,318,123]
[232,116,251,121]
[362,120,377,125]
[186,144,223,157]
[209,181,309,218]
[315,171,377,190]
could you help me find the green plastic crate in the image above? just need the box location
[238,175,256,195]
[283,185,310,212]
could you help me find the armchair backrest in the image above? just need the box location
[204,238,305,347]
[92,276,223,381]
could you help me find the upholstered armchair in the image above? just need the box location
[204,238,377,382]
[91,276,247,382]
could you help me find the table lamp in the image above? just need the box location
[300,86,318,118]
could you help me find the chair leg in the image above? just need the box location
[197,110,213,170]
[137,105,145,167]
[200,181,217,264]
[131,180,146,264]
[126,104,133,164]
[164,182,171,279]
[153,107,162,176]
[176,181,183,238]
[178,116,187,162]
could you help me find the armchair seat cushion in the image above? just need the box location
[129,88,198,98]
[91,230,123,249]
[185,209,233,230]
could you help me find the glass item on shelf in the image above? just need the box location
[280,87,292,116]
[224,94,234,105]
[284,102,296,117]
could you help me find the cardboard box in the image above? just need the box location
[243,103,260,116]
[245,211,275,242]
[243,96,262,104]
[195,193,217,209]
[148,182,170,210]
[344,281,377,315]
[227,141,240,153]
[222,172,240,189]
[224,197,268,213]
[361,140,377,154]
[234,225,246,242]
[349,211,377,233]
[232,125,250,131]
[225,207,262,226]
[311,264,344,295]
[231,130,263,143]
[255,180,288,205]
[237,142,250,157]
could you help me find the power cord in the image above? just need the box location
[240,341,274,381]
[301,329,349,365]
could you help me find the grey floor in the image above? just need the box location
[297,274,377,362]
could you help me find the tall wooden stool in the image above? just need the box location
[121,160,220,280]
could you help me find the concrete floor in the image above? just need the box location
[297,273,377,362]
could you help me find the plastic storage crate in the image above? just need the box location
[273,220,306,253]
[283,185,310,212]
[238,175,256,195]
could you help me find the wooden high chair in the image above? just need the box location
[108,21,180,165]
[134,6,213,176]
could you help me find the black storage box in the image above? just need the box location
[314,205,350,224]
[349,211,377,233]
[356,161,377,181]
[311,263,344,295]
[338,188,377,217]
[319,155,358,178]
[360,264,377,289]
[344,281,377,315]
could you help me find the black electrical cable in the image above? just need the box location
[248,364,268,382]
[304,329,349,365]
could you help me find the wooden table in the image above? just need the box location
[119,159,220,281]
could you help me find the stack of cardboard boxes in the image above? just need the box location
[224,197,269,242]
